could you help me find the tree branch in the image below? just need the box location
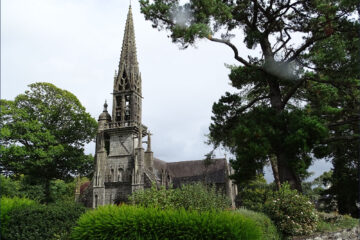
[274,28,292,55]
[286,35,327,63]
[207,36,252,67]
[237,95,270,113]
[327,116,360,128]
[322,135,360,143]
[281,78,306,107]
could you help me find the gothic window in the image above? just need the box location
[116,96,121,107]
[95,195,98,208]
[116,111,121,122]
[118,168,124,182]
[111,169,114,182]
[119,71,127,91]
[116,96,122,122]
[104,134,110,156]
[125,80,130,90]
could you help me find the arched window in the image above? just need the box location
[111,169,114,182]
[95,195,98,208]
[118,168,124,182]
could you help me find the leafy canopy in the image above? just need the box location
[0,82,97,183]
[139,0,359,190]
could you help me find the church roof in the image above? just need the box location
[153,158,229,187]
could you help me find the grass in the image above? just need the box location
[316,212,359,233]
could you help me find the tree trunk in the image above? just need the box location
[267,77,303,192]
[277,152,303,192]
[45,179,52,203]
[269,155,281,190]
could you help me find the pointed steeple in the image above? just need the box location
[112,5,142,124]
[118,6,139,76]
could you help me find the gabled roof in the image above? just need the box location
[153,158,229,186]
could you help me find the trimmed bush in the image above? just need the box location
[129,182,231,211]
[0,197,37,236]
[264,183,319,236]
[3,201,86,240]
[71,205,262,240]
[236,208,281,240]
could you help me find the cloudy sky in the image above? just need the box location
[1,0,331,181]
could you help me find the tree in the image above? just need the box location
[304,28,360,217]
[0,82,97,202]
[139,0,358,190]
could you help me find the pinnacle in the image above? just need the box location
[118,5,139,74]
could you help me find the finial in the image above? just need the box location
[103,100,108,112]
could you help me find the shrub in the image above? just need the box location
[3,201,86,240]
[0,174,86,203]
[264,183,319,236]
[316,212,359,232]
[128,182,231,211]
[0,175,21,198]
[71,205,262,240]
[237,175,273,211]
[236,208,281,240]
[0,197,37,236]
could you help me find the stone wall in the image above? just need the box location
[292,226,359,240]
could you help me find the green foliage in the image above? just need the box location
[128,182,231,211]
[264,183,319,236]
[237,175,273,212]
[139,0,359,192]
[0,197,37,236]
[210,104,328,184]
[305,29,360,217]
[302,171,337,212]
[316,212,359,233]
[236,208,281,240]
[0,175,21,198]
[3,201,86,240]
[0,82,97,202]
[0,174,82,203]
[71,205,262,240]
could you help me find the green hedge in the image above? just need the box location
[0,197,37,236]
[71,205,262,240]
[236,208,281,240]
[128,183,231,211]
[3,201,86,240]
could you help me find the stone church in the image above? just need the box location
[81,6,237,208]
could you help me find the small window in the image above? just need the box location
[111,169,114,182]
[118,168,124,182]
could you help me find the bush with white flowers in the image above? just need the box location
[264,183,318,236]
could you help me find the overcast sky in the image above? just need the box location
[1,0,331,182]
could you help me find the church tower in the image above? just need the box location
[91,6,152,208]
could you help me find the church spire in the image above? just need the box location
[112,6,142,124]
[118,5,139,76]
